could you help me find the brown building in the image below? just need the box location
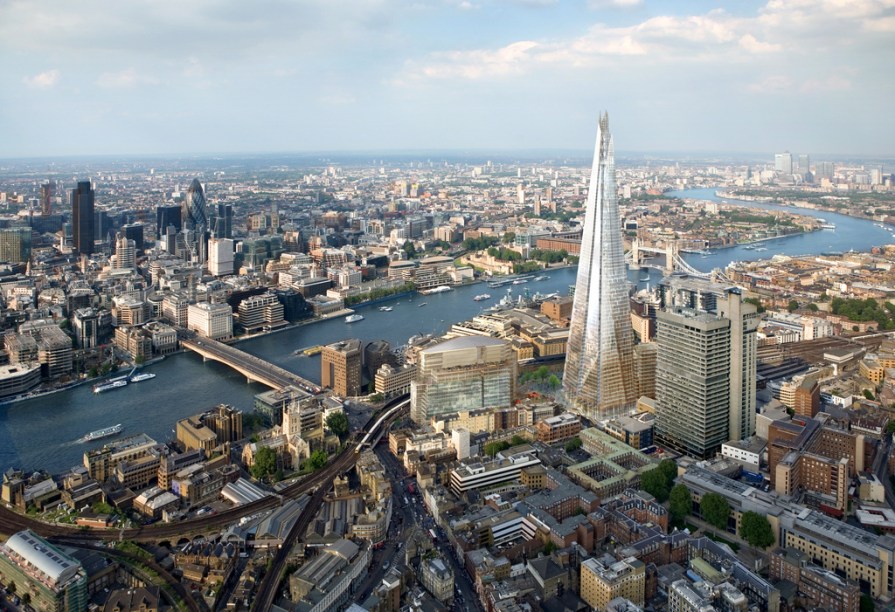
[540,296,573,325]
[770,548,860,612]
[794,379,820,417]
[535,412,582,443]
[768,416,865,514]
[322,338,362,397]
[176,405,243,453]
[535,237,581,256]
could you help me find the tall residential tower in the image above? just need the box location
[563,113,637,419]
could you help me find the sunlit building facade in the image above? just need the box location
[563,113,636,419]
[411,336,515,425]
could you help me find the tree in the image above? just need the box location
[7,582,15,594]
[402,240,417,259]
[700,492,730,531]
[369,393,384,403]
[669,484,692,526]
[886,420,895,434]
[502,232,516,244]
[787,299,800,312]
[21,593,30,606]
[510,435,527,446]
[484,441,510,457]
[326,412,350,438]
[860,594,875,612]
[658,459,678,484]
[807,303,819,312]
[864,389,876,400]
[739,511,775,549]
[640,468,670,503]
[251,446,277,481]
[743,297,765,313]
[547,374,561,389]
[565,437,582,453]
[305,450,328,471]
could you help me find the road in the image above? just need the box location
[366,444,483,611]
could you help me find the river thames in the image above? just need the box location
[3,187,893,473]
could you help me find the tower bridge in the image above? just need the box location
[626,238,709,277]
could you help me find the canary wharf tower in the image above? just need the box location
[563,113,637,419]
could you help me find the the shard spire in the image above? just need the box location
[563,113,637,419]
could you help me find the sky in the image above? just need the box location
[2,0,894,158]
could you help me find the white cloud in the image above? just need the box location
[800,75,852,92]
[23,69,60,88]
[747,75,792,93]
[96,68,158,88]
[415,40,540,80]
[738,33,782,53]
[589,0,643,7]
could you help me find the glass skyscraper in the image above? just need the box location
[182,178,208,263]
[563,113,636,419]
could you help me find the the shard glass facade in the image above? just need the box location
[563,113,637,419]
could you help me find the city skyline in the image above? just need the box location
[563,113,637,419]
[2,1,893,158]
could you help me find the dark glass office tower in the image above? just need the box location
[156,205,182,237]
[71,181,95,255]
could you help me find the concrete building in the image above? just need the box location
[656,277,758,459]
[580,556,646,610]
[187,302,233,341]
[322,339,363,397]
[420,556,453,603]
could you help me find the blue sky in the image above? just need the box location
[2,0,893,157]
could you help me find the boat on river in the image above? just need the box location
[80,424,123,443]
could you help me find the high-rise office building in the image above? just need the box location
[322,339,363,397]
[182,179,208,263]
[563,113,636,419]
[122,223,144,254]
[156,204,182,238]
[210,203,233,238]
[208,237,235,276]
[71,180,95,255]
[39,180,54,217]
[775,152,793,175]
[0,227,32,263]
[113,233,136,270]
[655,275,758,458]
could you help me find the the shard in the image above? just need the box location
[563,113,637,419]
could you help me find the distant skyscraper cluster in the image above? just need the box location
[563,113,637,419]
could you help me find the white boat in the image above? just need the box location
[820,223,836,230]
[512,279,528,285]
[345,314,364,323]
[81,424,123,442]
[418,302,427,307]
[128,372,156,383]
[534,275,549,281]
[93,378,128,394]
[473,294,491,301]
[421,285,453,295]
[379,306,393,312]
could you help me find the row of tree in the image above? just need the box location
[666,484,775,549]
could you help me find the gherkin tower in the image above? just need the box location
[563,113,637,419]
